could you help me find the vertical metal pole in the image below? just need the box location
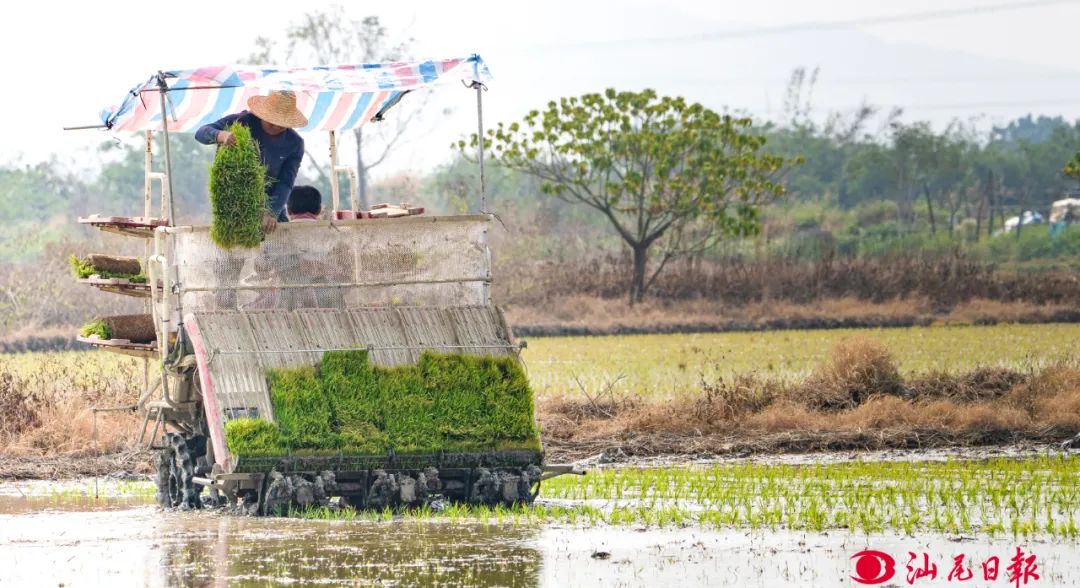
[92,410,99,499]
[156,73,177,227]
[474,83,486,213]
[347,169,359,211]
[144,130,154,218]
[156,73,183,363]
[329,131,340,213]
[142,129,153,392]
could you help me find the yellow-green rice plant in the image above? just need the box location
[79,319,111,339]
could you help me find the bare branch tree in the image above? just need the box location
[244,7,439,208]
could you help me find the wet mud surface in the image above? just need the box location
[3,450,1080,587]
[1,499,1078,586]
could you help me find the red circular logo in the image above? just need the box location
[851,550,896,585]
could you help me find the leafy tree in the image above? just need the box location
[994,114,1073,144]
[248,6,422,209]
[912,123,973,235]
[1063,150,1080,180]
[0,161,70,260]
[0,161,68,221]
[767,66,876,205]
[989,123,1078,233]
[842,143,895,207]
[465,88,794,303]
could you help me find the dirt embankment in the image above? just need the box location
[0,451,151,480]
[508,297,1080,337]
[497,254,1080,308]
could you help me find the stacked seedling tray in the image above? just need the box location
[71,254,154,298]
[76,313,158,358]
[333,202,425,220]
[78,214,167,238]
[75,223,161,356]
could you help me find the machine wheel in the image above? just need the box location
[155,432,202,509]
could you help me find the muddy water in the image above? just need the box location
[2,496,1079,587]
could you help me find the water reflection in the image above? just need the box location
[155,515,542,587]
[0,493,148,515]
[0,505,541,587]
[3,502,1079,587]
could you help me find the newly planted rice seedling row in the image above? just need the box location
[536,455,1080,537]
[286,456,1080,539]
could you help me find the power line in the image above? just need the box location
[561,73,1080,87]
[553,0,1080,48]
[880,98,1080,111]
[754,98,1080,113]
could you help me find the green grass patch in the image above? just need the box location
[523,323,1080,397]
[79,319,111,339]
[225,351,541,458]
[69,255,146,283]
[209,122,266,249]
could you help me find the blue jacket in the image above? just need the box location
[195,111,304,222]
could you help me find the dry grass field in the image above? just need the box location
[1,323,1078,475]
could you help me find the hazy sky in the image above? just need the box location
[5,0,1080,183]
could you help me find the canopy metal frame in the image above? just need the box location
[67,63,493,363]
[73,71,490,218]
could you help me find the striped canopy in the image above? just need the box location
[100,55,491,133]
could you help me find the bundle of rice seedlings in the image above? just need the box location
[69,255,147,283]
[266,366,337,449]
[319,350,391,453]
[225,418,285,457]
[226,351,541,458]
[209,122,266,249]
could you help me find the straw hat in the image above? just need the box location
[247,90,308,129]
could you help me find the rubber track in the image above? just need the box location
[165,432,201,509]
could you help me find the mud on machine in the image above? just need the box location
[67,56,582,513]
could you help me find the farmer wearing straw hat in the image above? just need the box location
[195,90,308,233]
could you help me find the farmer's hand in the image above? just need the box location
[262,213,278,235]
[217,130,237,147]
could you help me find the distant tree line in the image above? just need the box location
[4,113,1077,246]
[766,108,1079,240]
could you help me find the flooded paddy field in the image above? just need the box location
[3,509,1079,586]
[3,451,1080,586]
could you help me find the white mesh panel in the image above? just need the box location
[166,217,491,312]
